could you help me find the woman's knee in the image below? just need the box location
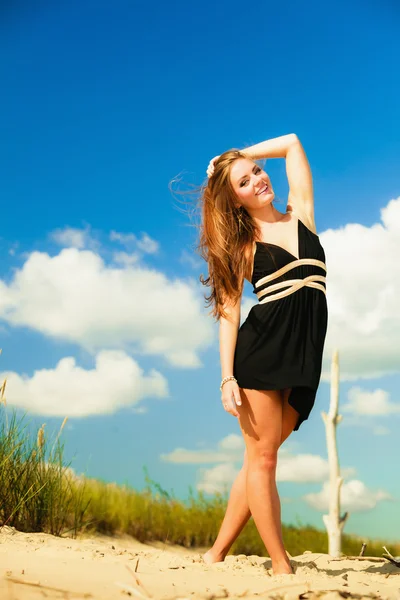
[248,447,278,473]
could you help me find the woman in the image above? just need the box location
[198,134,328,575]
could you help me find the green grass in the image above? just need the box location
[0,401,398,558]
[0,410,86,536]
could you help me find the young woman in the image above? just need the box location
[198,134,328,575]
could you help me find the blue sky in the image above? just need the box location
[1,0,400,543]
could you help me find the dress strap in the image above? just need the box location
[254,258,327,289]
[254,258,327,304]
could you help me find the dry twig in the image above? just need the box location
[6,576,92,597]
[126,564,152,597]
[329,556,386,562]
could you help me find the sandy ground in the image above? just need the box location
[1,527,399,599]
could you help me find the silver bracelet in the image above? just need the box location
[220,375,237,392]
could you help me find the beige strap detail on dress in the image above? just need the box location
[255,258,326,289]
[254,258,327,304]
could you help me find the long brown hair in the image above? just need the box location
[197,150,261,321]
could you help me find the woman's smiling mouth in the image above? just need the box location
[256,184,269,195]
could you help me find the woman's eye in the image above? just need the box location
[240,180,248,187]
[255,167,261,174]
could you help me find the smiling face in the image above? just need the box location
[229,158,274,210]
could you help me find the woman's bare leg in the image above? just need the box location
[203,453,251,563]
[204,389,298,565]
[238,388,292,573]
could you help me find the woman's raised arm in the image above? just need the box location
[242,134,315,232]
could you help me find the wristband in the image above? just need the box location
[220,375,237,392]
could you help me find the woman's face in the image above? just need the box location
[229,158,274,210]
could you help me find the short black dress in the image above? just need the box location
[233,216,328,431]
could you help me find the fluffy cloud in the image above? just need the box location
[277,454,330,483]
[50,227,90,249]
[112,251,140,267]
[304,480,391,512]
[160,434,245,464]
[1,350,168,417]
[136,233,159,254]
[343,387,400,416]
[0,247,214,367]
[320,197,400,380]
[197,463,238,495]
[109,231,159,254]
[219,433,245,451]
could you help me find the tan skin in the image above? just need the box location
[204,143,316,574]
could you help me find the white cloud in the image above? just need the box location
[160,434,244,464]
[343,387,400,416]
[278,454,354,483]
[197,463,239,495]
[110,231,136,245]
[218,433,245,451]
[320,197,400,380]
[161,449,237,464]
[0,247,214,368]
[277,454,330,483]
[50,227,92,250]
[110,231,159,254]
[304,479,392,512]
[180,249,203,270]
[1,350,168,417]
[112,251,140,266]
[136,233,159,254]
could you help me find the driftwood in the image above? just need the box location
[328,544,400,566]
[329,556,386,562]
[382,545,400,568]
[321,350,348,556]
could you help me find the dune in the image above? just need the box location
[1,526,399,599]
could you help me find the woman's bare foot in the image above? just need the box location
[271,559,294,575]
[203,548,226,564]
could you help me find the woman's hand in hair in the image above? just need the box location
[206,155,220,178]
[221,380,242,417]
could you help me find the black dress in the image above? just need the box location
[233,216,328,431]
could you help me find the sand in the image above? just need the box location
[1,526,399,599]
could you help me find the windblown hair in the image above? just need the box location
[197,150,261,321]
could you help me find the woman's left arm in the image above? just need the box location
[285,136,315,233]
[243,134,315,233]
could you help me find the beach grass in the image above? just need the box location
[0,403,398,558]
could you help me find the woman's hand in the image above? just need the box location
[206,155,220,178]
[221,380,242,417]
